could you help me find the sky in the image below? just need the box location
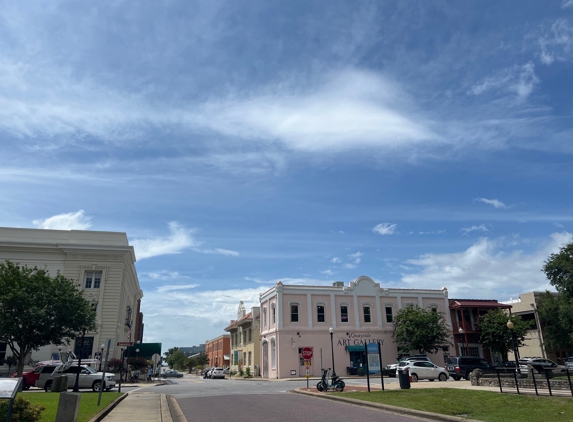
[1,0,573,351]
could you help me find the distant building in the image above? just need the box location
[178,345,206,357]
[225,301,261,375]
[259,276,453,379]
[0,227,143,363]
[448,299,512,363]
[205,335,230,368]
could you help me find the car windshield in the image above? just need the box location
[84,366,97,374]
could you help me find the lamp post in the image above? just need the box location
[118,346,125,393]
[329,327,336,378]
[73,328,87,392]
[507,320,521,375]
[99,344,105,371]
[458,327,465,356]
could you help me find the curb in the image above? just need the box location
[291,389,481,422]
[166,395,187,422]
[88,393,128,422]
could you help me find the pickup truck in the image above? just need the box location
[36,364,116,392]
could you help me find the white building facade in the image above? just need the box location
[259,276,452,379]
[0,227,143,363]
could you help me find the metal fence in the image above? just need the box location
[496,367,573,397]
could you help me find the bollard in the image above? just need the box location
[55,392,81,422]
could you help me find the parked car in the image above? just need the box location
[386,355,431,377]
[161,369,184,378]
[210,368,225,379]
[519,358,568,374]
[493,361,519,373]
[11,364,58,390]
[446,357,495,380]
[36,364,116,392]
[399,361,449,382]
[566,357,573,370]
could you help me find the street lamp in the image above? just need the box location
[99,344,105,371]
[507,320,521,375]
[73,328,87,392]
[458,327,465,356]
[329,327,336,378]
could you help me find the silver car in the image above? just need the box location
[161,369,184,378]
[210,367,225,379]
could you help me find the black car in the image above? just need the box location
[446,356,495,380]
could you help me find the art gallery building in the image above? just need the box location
[259,276,453,379]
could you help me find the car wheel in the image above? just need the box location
[44,381,53,392]
[438,373,448,381]
[452,376,461,381]
[411,373,418,382]
[92,380,103,392]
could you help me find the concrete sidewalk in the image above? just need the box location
[95,392,184,422]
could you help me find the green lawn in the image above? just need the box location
[336,389,573,422]
[21,392,123,422]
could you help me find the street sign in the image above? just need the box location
[305,367,310,378]
[305,361,310,367]
[301,347,313,359]
[152,353,161,364]
[367,342,379,354]
[117,341,133,346]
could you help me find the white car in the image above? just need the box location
[398,361,449,382]
[38,364,116,392]
[210,367,225,379]
[519,358,568,374]
[386,355,431,377]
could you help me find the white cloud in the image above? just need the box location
[469,62,539,100]
[331,257,342,264]
[537,19,573,65]
[401,232,572,299]
[321,269,334,275]
[32,210,92,230]
[563,0,573,8]
[197,248,239,256]
[474,198,508,209]
[372,223,397,235]
[146,270,190,281]
[419,230,446,235]
[348,251,363,264]
[131,222,200,260]
[460,224,489,235]
[156,284,199,293]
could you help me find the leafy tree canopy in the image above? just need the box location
[166,349,187,369]
[537,291,573,352]
[392,304,451,355]
[0,261,97,375]
[163,347,179,360]
[478,309,530,360]
[542,240,573,297]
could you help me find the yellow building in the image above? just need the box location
[225,302,261,376]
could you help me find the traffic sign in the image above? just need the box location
[117,341,133,346]
[305,367,310,378]
[305,361,310,367]
[301,347,313,359]
[152,353,161,364]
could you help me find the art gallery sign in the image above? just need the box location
[336,332,385,347]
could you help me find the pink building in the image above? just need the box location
[259,276,452,379]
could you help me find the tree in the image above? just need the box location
[542,240,573,296]
[163,347,179,361]
[479,309,530,361]
[392,304,451,354]
[196,352,209,367]
[166,349,186,369]
[0,261,97,376]
[5,355,17,372]
[536,292,573,352]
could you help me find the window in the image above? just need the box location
[385,306,393,323]
[272,305,276,324]
[248,351,252,366]
[271,339,276,368]
[248,328,252,342]
[263,308,267,327]
[363,306,371,323]
[317,305,325,323]
[341,305,348,322]
[84,271,102,289]
[291,304,299,322]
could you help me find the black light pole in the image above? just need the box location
[118,347,125,393]
[329,327,336,378]
[458,327,465,356]
[73,328,87,392]
[507,320,521,375]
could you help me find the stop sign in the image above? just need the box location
[301,347,313,359]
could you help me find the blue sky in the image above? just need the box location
[2,1,573,350]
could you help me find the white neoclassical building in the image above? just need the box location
[0,227,143,364]
[259,276,453,379]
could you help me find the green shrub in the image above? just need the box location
[0,396,45,422]
[245,367,251,378]
[238,367,244,377]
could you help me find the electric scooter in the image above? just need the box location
[316,368,345,392]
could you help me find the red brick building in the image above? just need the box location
[205,334,230,368]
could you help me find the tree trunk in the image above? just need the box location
[15,346,29,376]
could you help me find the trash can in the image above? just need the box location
[398,369,411,389]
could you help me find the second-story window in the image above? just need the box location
[363,306,371,323]
[263,308,267,327]
[291,304,299,322]
[317,305,325,323]
[272,305,276,324]
[84,271,102,289]
[385,306,393,323]
[248,328,252,342]
[341,305,348,322]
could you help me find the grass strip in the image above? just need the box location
[336,388,573,422]
[22,392,123,422]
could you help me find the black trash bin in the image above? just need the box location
[398,369,411,389]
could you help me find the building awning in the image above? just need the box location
[347,345,366,352]
[449,300,511,309]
